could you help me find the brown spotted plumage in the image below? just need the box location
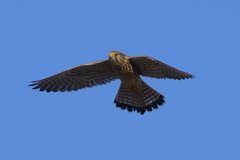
[29,51,194,114]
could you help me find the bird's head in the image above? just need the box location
[108,51,124,64]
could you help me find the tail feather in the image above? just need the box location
[114,80,165,114]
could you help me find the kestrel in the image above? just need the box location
[29,51,194,114]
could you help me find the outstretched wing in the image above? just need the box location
[29,59,119,92]
[129,55,194,80]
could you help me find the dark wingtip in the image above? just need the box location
[191,75,195,78]
[187,74,195,79]
[28,80,43,91]
[28,80,40,86]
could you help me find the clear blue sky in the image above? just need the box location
[1,1,239,160]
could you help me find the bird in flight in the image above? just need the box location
[29,51,194,114]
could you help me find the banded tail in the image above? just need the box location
[114,80,165,114]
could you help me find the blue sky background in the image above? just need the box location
[1,1,239,160]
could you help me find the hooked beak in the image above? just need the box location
[109,52,117,58]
